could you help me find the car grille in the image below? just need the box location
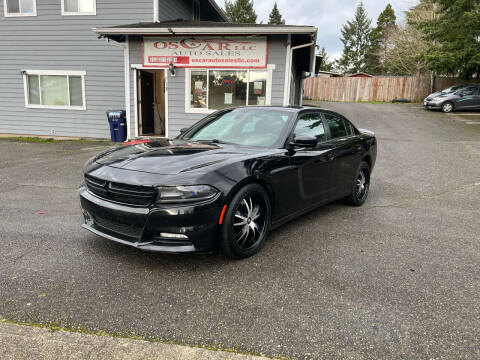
[85,175,156,206]
[93,215,143,240]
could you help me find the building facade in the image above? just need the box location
[0,1,317,140]
[0,0,225,138]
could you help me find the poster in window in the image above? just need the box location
[194,81,203,95]
[257,96,266,105]
[224,93,233,105]
[254,81,263,95]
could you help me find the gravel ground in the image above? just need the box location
[1,103,479,359]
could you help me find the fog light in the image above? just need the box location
[82,208,92,222]
[158,232,188,239]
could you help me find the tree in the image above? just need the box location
[337,2,372,73]
[419,0,480,79]
[366,4,396,74]
[380,1,437,76]
[317,47,335,71]
[268,2,285,25]
[225,0,257,24]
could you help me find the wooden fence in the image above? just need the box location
[303,76,478,103]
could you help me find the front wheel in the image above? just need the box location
[344,161,370,206]
[219,184,271,259]
[442,101,454,113]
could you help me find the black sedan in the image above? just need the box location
[79,106,377,259]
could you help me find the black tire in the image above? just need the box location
[344,161,370,206]
[441,101,454,113]
[219,184,271,259]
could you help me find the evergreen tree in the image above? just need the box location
[268,2,285,25]
[225,0,257,24]
[318,47,335,71]
[337,2,372,73]
[419,0,480,79]
[366,4,396,74]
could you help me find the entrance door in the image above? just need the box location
[137,70,166,136]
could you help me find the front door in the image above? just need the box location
[455,86,479,109]
[289,112,337,210]
[138,70,166,136]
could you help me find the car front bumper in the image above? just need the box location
[423,99,442,110]
[79,185,222,253]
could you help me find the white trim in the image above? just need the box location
[23,70,86,110]
[283,34,291,106]
[61,0,96,16]
[133,69,138,138]
[164,69,169,138]
[93,26,317,35]
[124,35,131,140]
[153,0,159,22]
[22,69,86,76]
[4,0,37,17]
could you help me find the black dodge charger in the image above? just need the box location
[79,106,377,259]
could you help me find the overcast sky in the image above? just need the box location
[218,0,419,60]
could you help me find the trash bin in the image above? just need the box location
[106,110,127,142]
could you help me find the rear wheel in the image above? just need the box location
[442,101,454,113]
[344,161,370,206]
[219,184,271,259]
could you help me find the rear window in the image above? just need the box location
[324,113,350,139]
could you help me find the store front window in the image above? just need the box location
[187,69,271,113]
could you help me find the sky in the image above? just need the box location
[218,0,420,60]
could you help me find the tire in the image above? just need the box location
[344,161,371,206]
[219,184,271,259]
[441,102,454,113]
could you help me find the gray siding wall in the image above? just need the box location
[0,0,153,138]
[0,0,223,138]
[128,34,288,138]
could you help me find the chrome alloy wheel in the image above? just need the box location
[233,195,266,249]
[442,102,453,113]
[356,169,369,200]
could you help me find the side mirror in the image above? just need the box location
[290,135,318,148]
[180,127,188,134]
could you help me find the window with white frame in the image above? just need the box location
[187,69,271,113]
[61,0,96,15]
[4,0,36,16]
[24,71,86,110]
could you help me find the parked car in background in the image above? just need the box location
[424,84,480,112]
[79,106,377,259]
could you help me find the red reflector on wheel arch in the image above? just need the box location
[218,205,227,225]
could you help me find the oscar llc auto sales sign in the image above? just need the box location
[142,36,268,69]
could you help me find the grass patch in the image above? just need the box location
[0,136,110,144]
[0,318,286,359]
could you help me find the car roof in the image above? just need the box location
[225,105,330,113]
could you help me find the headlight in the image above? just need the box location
[432,97,443,102]
[155,185,219,204]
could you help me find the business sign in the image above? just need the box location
[142,36,268,69]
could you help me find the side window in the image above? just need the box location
[294,113,326,143]
[460,86,476,96]
[324,114,349,139]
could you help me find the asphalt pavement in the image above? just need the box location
[1,103,479,359]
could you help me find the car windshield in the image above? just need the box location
[441,85,465,93]
[182,108,292,148]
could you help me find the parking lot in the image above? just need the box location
[1,103,479,359]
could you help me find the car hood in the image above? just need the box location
[94,139,264,175]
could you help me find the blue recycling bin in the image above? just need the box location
[107,110,127,142]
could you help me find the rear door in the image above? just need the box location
[288,111,337,209]
[323,112,363,195]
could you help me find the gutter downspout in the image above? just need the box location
[285,40,315,106]
[153,0,159,22]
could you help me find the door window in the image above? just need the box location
[294,113,326,142]
[324,114,349,139]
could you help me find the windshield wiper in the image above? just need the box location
[195,139,232,144]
